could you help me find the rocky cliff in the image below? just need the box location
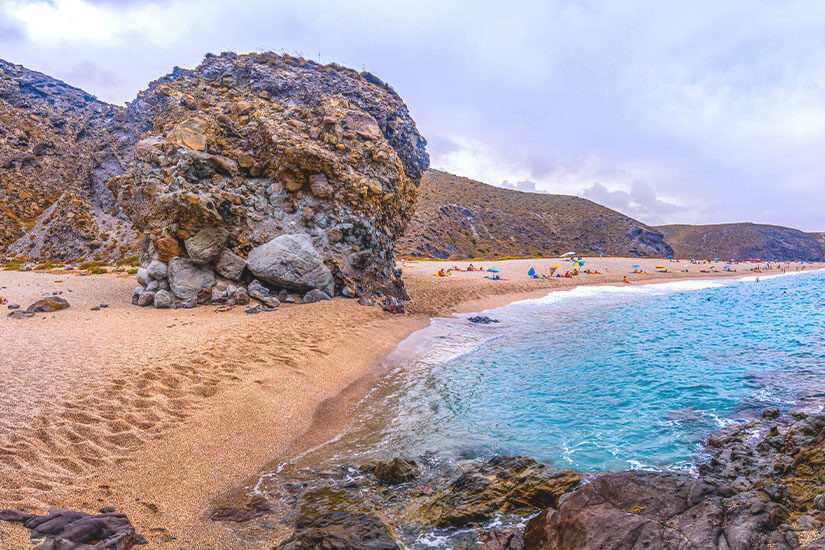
[0,59,139,259]
[397,169,673,258]
[657,223,825,261]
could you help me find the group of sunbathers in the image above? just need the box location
[433,263,486,277]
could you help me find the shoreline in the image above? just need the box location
[0,258,820,548]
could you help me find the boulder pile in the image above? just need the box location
[112,52,429,309]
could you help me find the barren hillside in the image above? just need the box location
[657,223,824,261]
[397,169,673,258]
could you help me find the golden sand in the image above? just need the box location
[0,258,817,548]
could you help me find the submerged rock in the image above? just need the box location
[368,458,419,485]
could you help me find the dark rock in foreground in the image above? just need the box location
[275,511,399,550]
[523,470,786,550]
[0,507,136,549]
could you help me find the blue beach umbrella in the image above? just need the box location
[632,264,640,268]
[487,267,501,273]
[667,255,674,258]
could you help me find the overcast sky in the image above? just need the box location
[2,0,824,230]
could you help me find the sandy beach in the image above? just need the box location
[0,257,818,548]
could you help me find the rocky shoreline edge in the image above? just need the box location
[4,402,825,549]
[213,399,825,549]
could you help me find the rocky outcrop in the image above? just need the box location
[397,170,673,259]
[0,59,139,261]
[420,455,580,527]
[111,52,428,307]
[523,470,786,549]
[0,507,137,549]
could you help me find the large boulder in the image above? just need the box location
[26,297,70,313]
[247,234,334,295]
[523,470,786,550]
[419,455,580,527]
[168,257,215,302]
[184,227,228,264]
[112,52,429,302]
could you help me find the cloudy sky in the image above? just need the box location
[2,0,824,230]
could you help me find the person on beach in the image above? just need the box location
[623,276,631,283]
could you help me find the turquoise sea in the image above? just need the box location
[316,269,825,472]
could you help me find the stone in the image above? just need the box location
[184,227,229,265]
[522,470,785,550]
[154,289,172,309]
[420,455,580,527]
[210,496,271,523]
[137,291,156,307]
[814,493,825,510]
[26,296,70,313]
[91,306,100,311]
[215,249,246,281]
[302,289,331,303]
[0,507,136,549]
[7,310,32,319]
[763,408,781,419]
[797,515,822,531]
[133,286,145,296]
[197,287,213,305]
[468,315,500,324]
[136,267,150,287]
[309,173,332,198]
[168,257,215,302]
[233,288,250,305]
[146,280,159,292]
[247,234,334,295]
[156,236,181,262]
[328,228,344,244]
[167,117,208,151]
[7,303,20,309]
[236,100,253,115]
[146,260,167,280]
[276,511,399,550]
[237,152,254,168]
[371,458,419,485]
[245,305,260,314]
[248,280,281,308]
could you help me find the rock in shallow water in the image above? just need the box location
[276,511,399,550]
[420,455,580,527]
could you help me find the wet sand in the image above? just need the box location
[0,258,816,548]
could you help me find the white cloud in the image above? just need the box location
[2,0,825,229]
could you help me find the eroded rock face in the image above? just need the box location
[112,52,429,304]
